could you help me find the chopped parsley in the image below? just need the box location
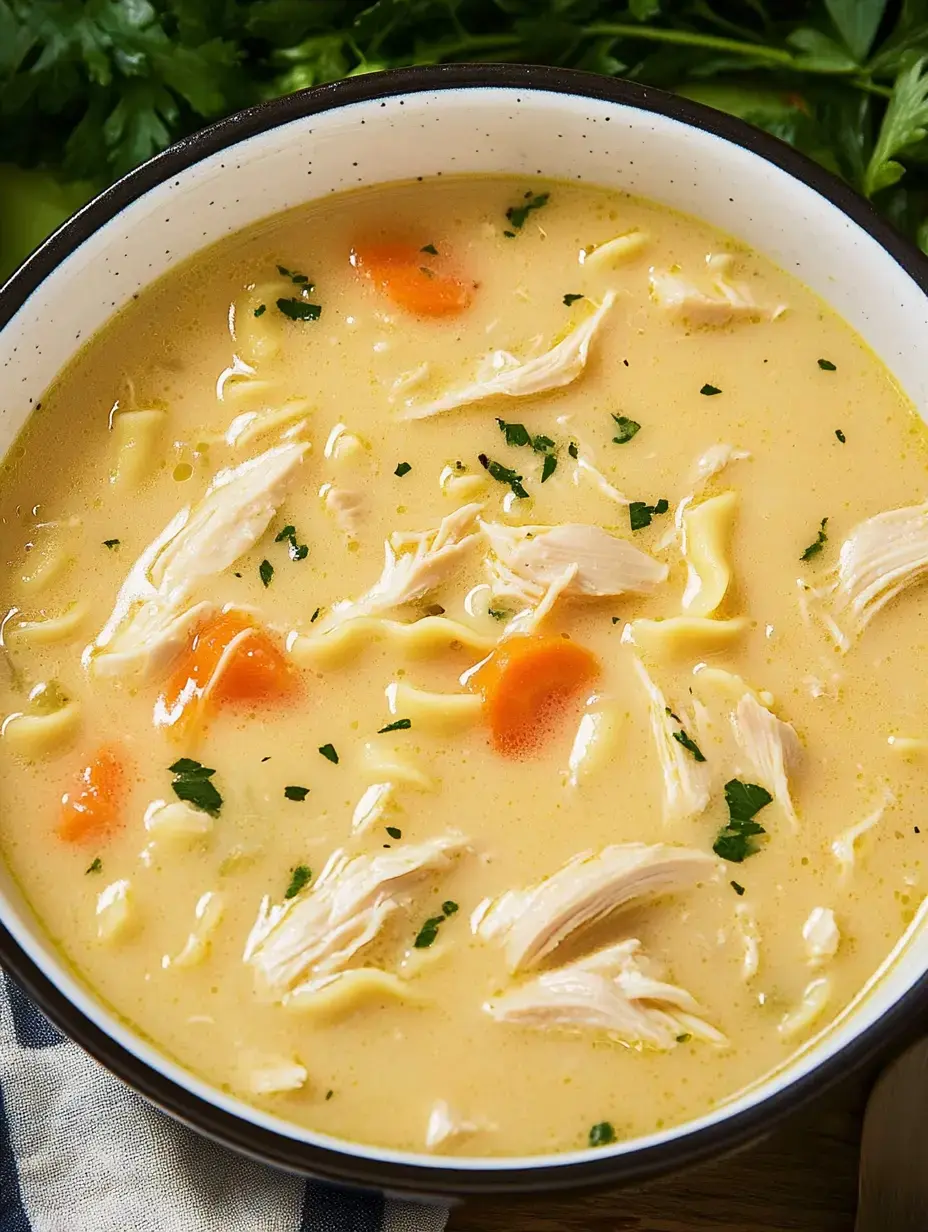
[818,358,837,370]
[169,758,223,817]
[700,383,722,396]
[276,264,312,286]
[676,1033,692,1044]
[478,453,528,499]
[102,538,120,549]
[325,1089,334,1101]
[85,857,102,875]
[413,899,459,948]
[568,441,579,459]
[611,616,620,625]
[503,229,516,238]
[259,558,274,587]
[588,1122,616,1148]
[488,608,510,621]
[672,728,706,763]
[611,414,641,444]
[731,880,745,896]
[276,296,321,321]
[318,743,339,764]
[563,292,584,306]
[310,607,320,623]
[800,517,828,562]
[713,779,773,863]
[275,524,308,561]
[420,243,438,255]
[253,304,266,317]
[505,189,549,231]
[284,864,311,899]
[541,453,557,483]
[835,429,846,443]
[284,785,309,801]
[378,718,412,733]
[395,461,412,477]
[386,825,402,839]
[495,418,555,457]
[629,498,669,532]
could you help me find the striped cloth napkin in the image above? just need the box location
[0,973,449,1232]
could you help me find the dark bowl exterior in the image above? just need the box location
[2,62,928,1198]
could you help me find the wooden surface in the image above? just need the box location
[447,1078,866,1232]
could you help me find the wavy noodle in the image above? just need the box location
[6,602,89,646]
[283,968,428,1016]
[359,740,436,790]
[111,409,167,490]
[682,491,738,616]
[623,616,748,660]
[1,703,82,759]
[289,615,496,670]
[385,681,483,735]
[565,698,624,788]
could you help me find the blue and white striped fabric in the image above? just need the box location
[0,974,449,1232]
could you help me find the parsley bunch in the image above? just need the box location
[3,1,928,278]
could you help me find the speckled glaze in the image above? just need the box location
[1,65,927,1197]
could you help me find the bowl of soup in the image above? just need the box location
[1,63,927,1196]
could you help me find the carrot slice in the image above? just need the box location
[59,745,126,843]
[470,635,600,757]
[155,609,295,732]
[351,242,472,317]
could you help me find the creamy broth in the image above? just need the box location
[1,176,925,1157]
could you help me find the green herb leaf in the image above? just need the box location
[672,728,706,762]
[420,243,438,255]
[818,358,837,370]
[731,880,746,895]
[275,525,296,542]
[442,900,459,916]
[259,559,274,587]
[496,418,531,448]
[479,454,528,499]
[276,297,321,321]
[568,441,579,459]
[541,453,557,483]
[563,292,584,306]
[588,1122,616,1147]
[85,857,102,875]
[310,607,320,623]
[488,608,510,621]
[254,304,266,317]
[700,383,722,396]
[284,864,312,899]
[629,498,669,531]
[611,414,641,444]
[865,56,928,198]
[713,779,773,863]
[835,428,846,443]
[103,538,120,549]
[800,517,829,561]
[378,718,412,733]
[277,264,312,286]
[505,190,549,231]
[284,785,309,801]
[676,1032,692,1043]
[413,915,446,949]
[318,743,339,764]
[824,0,888,62]
[386,825,402,839]
[394,461,412,477]
[170,759,222,817]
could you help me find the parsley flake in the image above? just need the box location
[835,429,846,443]
[488,608,510,621]
[169,758,223,817]
[284,785,309,801]
[588,1122,616,1147]
[413,899,459,948]
[800,517,828,562]
[563,292,584,306]
[818,358,837,370]
[611,414,641,444]
[420,243,438,255]
[284,864,311,899]
[378,718,412,733]
[568,441,579,459]
[676,1033,692,1044]
[713,779,772,863]
[700,383,722,396]
[629,498,669,531]
[395,461,412,477]
[541,453,557,482]
[102,538,120,549]
[318,743,339,764]
[259,559,274,587]
[731,880,745,895]
[254,304,266,317]
[274,525,308,559]
[386,825,402,839]
[672,728,706,762]
[310,607,320,623]
[276,297,321,321]
[277,265,312,287]
[479,454,528,499]
[85,857,102,875]
[505,190,549,230]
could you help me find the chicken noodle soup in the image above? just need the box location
[1,176,925,1156]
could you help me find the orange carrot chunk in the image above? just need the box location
[470,636,600,757]
[351,242,472,317]
[156,609,295,732]
[59,745,126,843]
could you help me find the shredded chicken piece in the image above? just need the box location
[828,501,928,647]
[425,1100,495,1151]
[242,1054,308,1096]
[309,503,483,637]
[485,939,726,1049]
[404,292,615,419]
[778,976,831,1039]
[633,658,711,826]
[321,484,365,538]
[734,903,760,981]
[556,413,629,505]
[649,255,786,327]
[730,692,801,828]
[689,443,752,487]
[482,521,668,602]
[86,442,308,680]
[802,907,840,967]
[832,786,895,875]
[476,842,715,973]
[243,834,469,1000]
